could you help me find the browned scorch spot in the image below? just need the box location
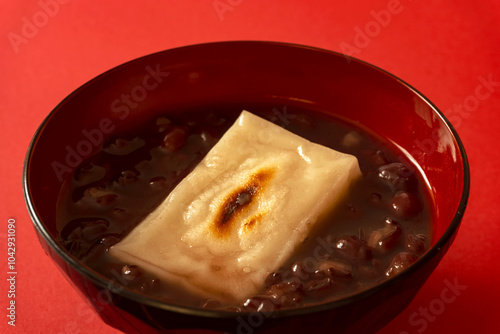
[211,168,275,239]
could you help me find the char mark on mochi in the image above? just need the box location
[211,168,275,239]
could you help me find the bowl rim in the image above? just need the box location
[23,40,470,320]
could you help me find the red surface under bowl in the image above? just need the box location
[23,41,469,334]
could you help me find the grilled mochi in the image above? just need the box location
[110,110,362,304]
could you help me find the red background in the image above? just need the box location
[1,0,499,333]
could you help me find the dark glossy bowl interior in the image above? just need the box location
[24,41,469,334]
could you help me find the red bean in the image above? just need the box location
[306,278,333,293]
[99,234,122,249]
[311,269,328,280]
[377,163,416,192]
[369,192,383,207]
[112,208,126,216]
[406,234,428,254]
[82,220,110,242]
[368,150,389,167]
[121,265,142,280]
[81,233,122,258]
[390,191,422,219]
[367,218,402,253]
[265,272,283,287]
[336,236,372,261]
[118,170,138,185]
[155,116,172,133]
[83,186,114,201]
[267,281,303,295]
[199,130,218,148]
[149,176,168,191]
[317,259,353,279]
[97,194,117,206]
[385,252,419,277]
[290,262,310,280]
[266,281,303,307]
[243,295,279,312]
[163,127,187,152]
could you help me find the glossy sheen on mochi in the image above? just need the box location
[110,110,362,303]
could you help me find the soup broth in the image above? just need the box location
[56,104,432,311]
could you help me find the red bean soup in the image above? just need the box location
[56,103,433,312]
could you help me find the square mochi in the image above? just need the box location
[110,110,361,304]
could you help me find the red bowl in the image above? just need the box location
[23,41,469,334]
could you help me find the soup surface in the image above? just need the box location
[56,104,432,312]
